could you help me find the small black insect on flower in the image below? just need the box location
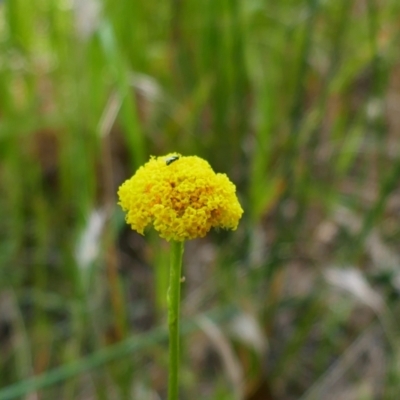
[166,155,180,166]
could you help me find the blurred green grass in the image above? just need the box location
[1,0,400,399]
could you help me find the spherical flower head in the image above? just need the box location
[118,154,243,241]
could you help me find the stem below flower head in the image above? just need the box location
[167,240,184,400]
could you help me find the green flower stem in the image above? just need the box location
[167,240,184,400]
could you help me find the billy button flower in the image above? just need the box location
[117,154,243,400]
[118,153,243,241]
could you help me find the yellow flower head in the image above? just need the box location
[118,154,243,241]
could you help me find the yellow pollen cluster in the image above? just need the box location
[118,154,243,241]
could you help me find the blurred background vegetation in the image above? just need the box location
[1,0,400,399]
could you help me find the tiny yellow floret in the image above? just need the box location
[118,154,243,241]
